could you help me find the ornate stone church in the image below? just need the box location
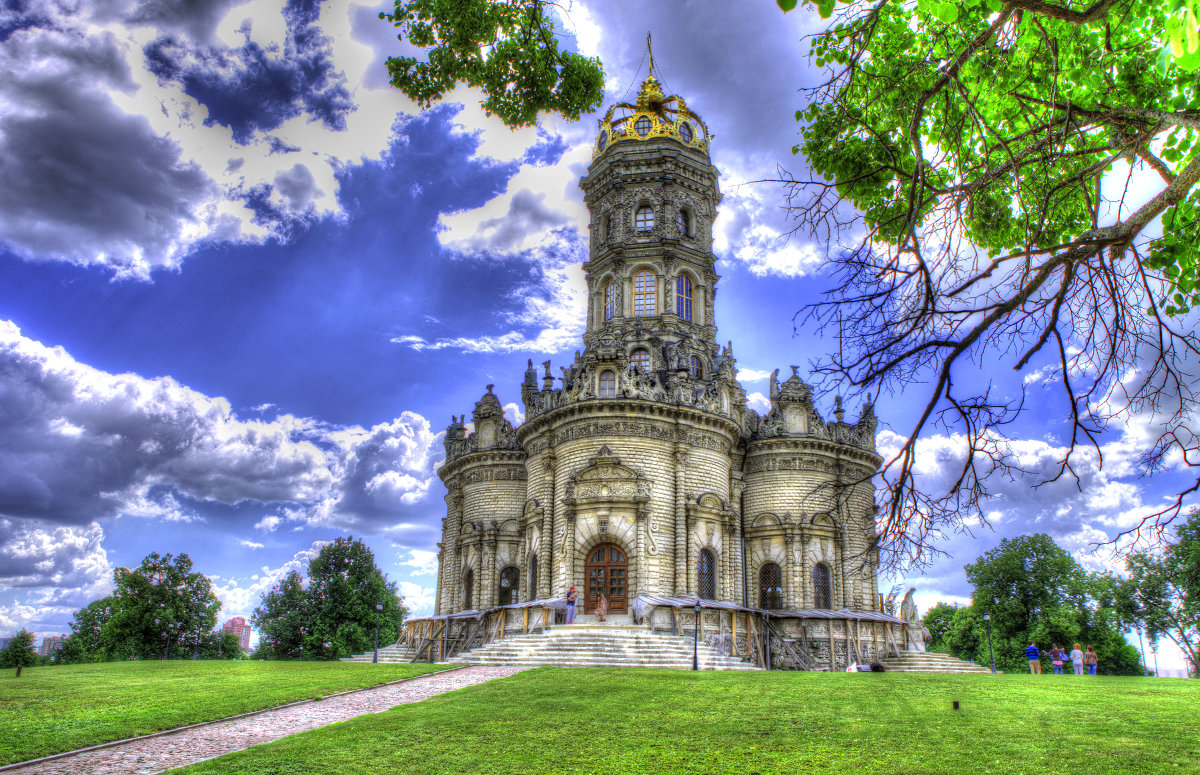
[432,68,884,627]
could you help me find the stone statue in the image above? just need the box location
[900,587,932,652]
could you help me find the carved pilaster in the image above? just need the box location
[541,454,555,600]
[673,447,688,595]
[565,508,577,587]
[635,506,648,599]
[434,543,444,616]
[784,528,797,609]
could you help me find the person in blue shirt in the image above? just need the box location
[1025,642,1041,674]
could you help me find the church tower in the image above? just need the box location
[434,53,884,636]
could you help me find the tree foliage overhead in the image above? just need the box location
[253,537,407,660]
[778,0,1200,566]
[380,0,605,128]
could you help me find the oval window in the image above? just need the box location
[635,116,652,136]
[679,122,693,143]
[597,131,608,151]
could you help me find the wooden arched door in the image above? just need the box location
[584,543,628,614]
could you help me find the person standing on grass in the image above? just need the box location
[1050,644,1065,674]
[1084,646,1099,675]
[1025,642,1041,674]
[565,586,578,624]
[1070,643,1085,675]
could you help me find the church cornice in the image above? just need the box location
[517,398,741,451]
[744,437,882,477]
[437,449,527,485]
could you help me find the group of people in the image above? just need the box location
[1024,642,1099,675]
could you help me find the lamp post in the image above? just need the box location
[983,613,996,673]
[373,602,384,664]
[1137,627,1149,676]
[193,620,202,661]
[692,603,701,671]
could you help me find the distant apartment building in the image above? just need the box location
[0,637,11,650]
[220,617,252,651]
[38,636,66,656]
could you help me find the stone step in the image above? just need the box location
[882,651,994,673]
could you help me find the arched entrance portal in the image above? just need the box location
[584,543,628,614]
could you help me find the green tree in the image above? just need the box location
[0,629,38,669]
[306,538,407,659]
[954,534,1140,673]
[777,0,1200,565]
[107,553,221,660]
[252,570,310,660]
[1125,511,1200,674]
[922,601,961,647]
[253,538,408,660]
[379,0,604,128]
[59,597,116,663]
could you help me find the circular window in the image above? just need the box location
[679,122,693,143]
[597,131,608,151]
[635,116,652,137]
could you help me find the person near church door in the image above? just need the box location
[593,592,608,621]
[566,586,577,624]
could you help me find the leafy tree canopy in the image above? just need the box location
[1125,510,1200,673]
[107,552,221,661]
[945,534,1142,673]
[380,0,605,128]
[0,629,38,669]
[921,601,961,647]
[777,0,1200,566]
[254,537,408,660]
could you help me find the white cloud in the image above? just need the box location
[0,520,112,601]
[397,549,438,577]
[210,542,327,620]
[398,580,435,616]
[0,321,443,533]
[746,392,771,414]
[239,539,265,550]
[738,368,773,383]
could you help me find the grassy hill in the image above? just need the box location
[0,660,437,764]
[173,667,1200,775]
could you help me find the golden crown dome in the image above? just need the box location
[592,49,711,159]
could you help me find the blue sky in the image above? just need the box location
[0,0,1190,669]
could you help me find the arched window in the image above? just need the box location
[759,563,783,609]
[634,205,655,231]
[499,566,519,606]
[697,548,716,600]
[603,280,616,322]
[675,274,693,321]
[463,568,474,610]
[679,121,693,143]
[630,349,650,373]
[599,370,616,397]
[635,115,652,136]
[633,270,656,315]
[690,355,703,379]
[528,555,538,599]
[677,209,690,236]
[813,563,832,609]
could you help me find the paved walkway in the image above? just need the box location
[7,666,529,775]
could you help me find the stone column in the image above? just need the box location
[434,543,444,616]
[483,527,498,608]
[564,507,577,588]
[673,448,688,595]
[540,454,555,599]
[785,529,796,609]
[720,521,732,601]
[797,529,809,609]
[635,506,647,599]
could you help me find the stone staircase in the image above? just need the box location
[882,651,995,673]
[339,643,418,663]
[445,617,760,670]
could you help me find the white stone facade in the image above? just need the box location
[433,73,882,620]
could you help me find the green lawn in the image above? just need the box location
[0,660,439,765]
[173,668,1200,775]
